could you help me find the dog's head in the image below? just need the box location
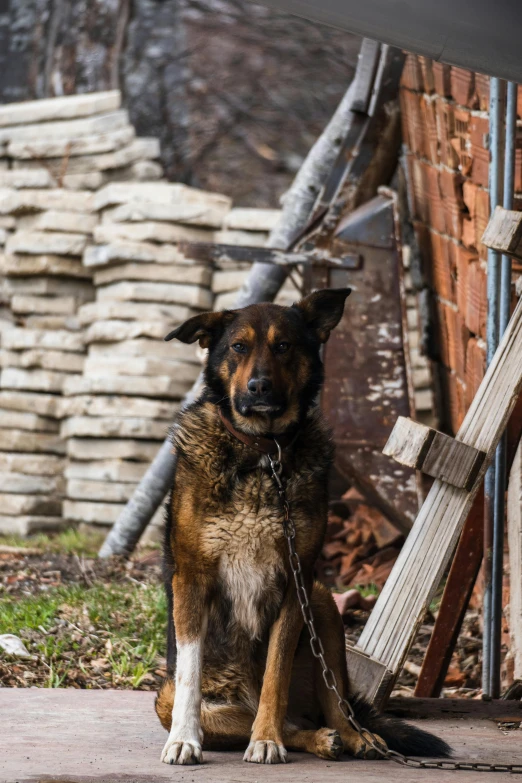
[165,288,351,435]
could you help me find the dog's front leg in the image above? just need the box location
[244,586,303,764]
[161,572,209,766]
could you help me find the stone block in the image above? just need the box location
[62,172,104,190]
[1,367,70,393]
[97,281,212,309]
[94,181,231,212]
[214,229,267,247]
[224,208,281,231]
[6,230,88,256]
[0,169,55,188]
[0,428,65,454]
[66,479,137,503]
[93,261,211,287]
[0,515,66,536]
[63,499,123,525]
[214,291,237,311]
[94,221,215,245]
[12,295,80,316]
[17,210,98,234]
[0,90,121,127]
[0,408,59,432]
[0,452,64,475]
[103,199,229,228]
[8,127,135,159]
[78,301,194,325]
[2,328,84,352]
[61,415,169,440]
[24,315,82,330]
[0,188,95,214]
[65,459,147,483]
[0,349,84,374]
[0,110,129,143]
[0,493,61,516]
[83,319,179,343]
[0,471,64,495]
[66,437,160,461]
[212,269,250,293]
[0,390,62,418]
[5,277,94,298]
[129,160,163,181]
[83,355,201,381]
[87,337,198,363]
[0,253,92,279]
[63,373,193,399]
[83,241,185,267]
[58,395,178,420]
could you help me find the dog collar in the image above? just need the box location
[218,408,297,455]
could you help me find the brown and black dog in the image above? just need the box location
[155,288,450,766]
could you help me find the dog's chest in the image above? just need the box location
[205,472,288,638]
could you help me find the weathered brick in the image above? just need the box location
[419,57,435,94]
[475,73,490,111]
[450,67,477,108]
[432,62,452,97]
[465,261,487,338]
[401,54,424,92]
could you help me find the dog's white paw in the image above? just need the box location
[243,740,288,764]
[161,737,203,765]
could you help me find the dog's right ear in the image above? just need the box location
[164,310,236,348]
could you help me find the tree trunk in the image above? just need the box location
[99,43,368,558]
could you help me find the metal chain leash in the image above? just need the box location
[267,446,522,774]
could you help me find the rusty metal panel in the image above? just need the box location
[315,195,418,534]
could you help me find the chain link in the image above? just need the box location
[267,451,522,774]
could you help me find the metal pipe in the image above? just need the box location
[252,0,522,83]
[482,77,505,697]
[490,81,518,698]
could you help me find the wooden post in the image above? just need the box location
[347,298,522,707]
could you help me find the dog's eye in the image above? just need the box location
[275,341,290,354]
[231,342,247,354]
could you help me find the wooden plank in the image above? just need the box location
[414,490,484,697]
[415,397,522,698]
[384,416,486,490]
[352,297,522,707]
[482,205,522,259]
[508,440,522,680]
[386,697,522,721]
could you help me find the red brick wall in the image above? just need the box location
[400,55,522,433]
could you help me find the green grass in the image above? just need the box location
[0,528,106,555]
[0,580,168,688]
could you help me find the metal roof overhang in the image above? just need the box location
[250,0,522,83]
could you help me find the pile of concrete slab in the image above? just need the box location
[0,187,97,536]
[0,91,162,191]
[60,181,232,539]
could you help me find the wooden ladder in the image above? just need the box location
[347,208,522,706]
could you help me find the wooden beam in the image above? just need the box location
[508,440,522,681]
[414,489,484,697]
[386,697,522,721]
[482,205,522,260]
[348,298,522,708]
[383,416,486,491]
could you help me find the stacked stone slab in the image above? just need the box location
[0,186,98,536]
[61,181,233,538]
[0,91,162,191]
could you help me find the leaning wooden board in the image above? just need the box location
[347,296,522,707]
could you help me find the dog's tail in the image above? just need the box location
[352,695,451,758]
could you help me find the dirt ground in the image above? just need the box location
[0,535,483,696]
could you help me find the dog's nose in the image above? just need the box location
[247,377,272,396]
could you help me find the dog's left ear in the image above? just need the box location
[164,310,236,348]
[294,288,351,343]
